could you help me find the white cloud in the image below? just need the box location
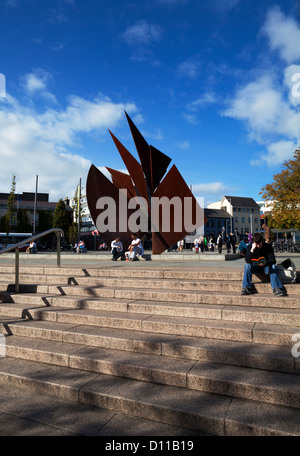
[21,70,57,104]
[186,93,217,110]
[261,7,300,64]
[176,140,190,149]
[0,88,138,200]
[221,8,300,167]
[283,64,300,107]
[184,92,217,124]
[222,74,300,165]
[192,182,229,195]
[191,181,233,207]
[250,140,298,167]
[122,21,163,46]
[176,56,202,79]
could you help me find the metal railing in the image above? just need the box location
[0,228,64,293]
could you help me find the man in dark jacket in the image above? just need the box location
[241,232,286,297]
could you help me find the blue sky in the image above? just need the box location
[0,0,299,206]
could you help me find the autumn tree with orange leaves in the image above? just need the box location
[260,149,300,229]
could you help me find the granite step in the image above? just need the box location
[197,291,300,309]
[48,283,270,301]
[1,336,300,411]
[2,288,299,313]
[0,266,243,281]
[1,297,300,344]
[1,290,299,339]
[0,274,71,285]
[0,318,297,374]
[2,356,299,436]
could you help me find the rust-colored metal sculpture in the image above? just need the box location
[86,112,206,254]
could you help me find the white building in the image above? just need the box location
[208,196,261,235]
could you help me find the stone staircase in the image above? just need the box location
[0,265,299,436]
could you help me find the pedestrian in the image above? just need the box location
[199,236,204,254]
[230,232,236,254]
[262,223,271,243]
[177,239,184,252]
[225,234,231,253]
[216,233,223,254]
[193,238,199,253]
[241,232,286,297]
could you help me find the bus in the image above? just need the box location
[0,233,32,251]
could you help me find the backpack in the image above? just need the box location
[277,258,297,284]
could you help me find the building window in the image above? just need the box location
[235,217,239,223]
[242,217,245,223]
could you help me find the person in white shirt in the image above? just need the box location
[111,237,123,261]
[125,234,145,261]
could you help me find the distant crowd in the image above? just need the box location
[190,232,259,256]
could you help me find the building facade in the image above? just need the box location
[0,192,72,234]
[208,196,261,237]
[204,208,231,238]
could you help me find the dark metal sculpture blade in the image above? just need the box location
[149,145,171,192]
[86,165,143,249]
[86,112,206,255]
[125,111,152,193]
[108,129,150,210]
[106,167,137,200]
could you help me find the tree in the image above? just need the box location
[260,149,300,229]
[71,185,83,226]
[68,222,78,244]
[5,175,16,235]
[17,209,31,233]
[53,199,73,241]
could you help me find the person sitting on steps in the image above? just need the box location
[111,236,124,261]
[125,233,146,261]
[241,232,286,297]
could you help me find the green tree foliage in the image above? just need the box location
[260,149,300,229]
[17,209,31,233]
[53,199,73,241]
[38,210,54,233]
[71,185,83,225]
[68,222,78,244]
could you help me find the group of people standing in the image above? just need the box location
[194,232,237,254]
